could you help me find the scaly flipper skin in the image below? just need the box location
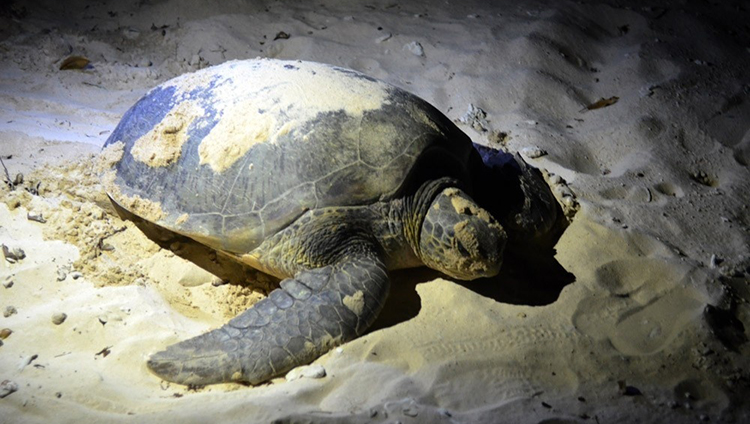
[147,250,389,386]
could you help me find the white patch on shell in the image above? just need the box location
[343,290,365,316]
[163,59,392,173]
[98,141,166,223]
[175,213,189,225]
[130,100,205,168]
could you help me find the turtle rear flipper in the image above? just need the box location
[147,251,389,386]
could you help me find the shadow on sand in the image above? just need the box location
[369,246,575,333]
[115,197,574,335]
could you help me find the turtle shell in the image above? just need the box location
[104,59,475,254]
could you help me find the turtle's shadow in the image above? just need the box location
[368,248,575,333]
[111,199,575,333]
[368,144,577,332]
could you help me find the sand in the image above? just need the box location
[1,0,749,423]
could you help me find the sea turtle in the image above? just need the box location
[102,59,562,386]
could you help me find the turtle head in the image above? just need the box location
[418,187,506,280]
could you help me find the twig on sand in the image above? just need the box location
[0,156,12,190]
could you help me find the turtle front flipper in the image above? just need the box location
[147,252,389,386]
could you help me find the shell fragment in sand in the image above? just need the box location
[581,96,619,112]
[285,364,326,381]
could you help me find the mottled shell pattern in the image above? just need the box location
[104,59,473,254]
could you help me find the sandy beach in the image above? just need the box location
[1,0,749,423]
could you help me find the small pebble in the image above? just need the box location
[639,84,659,97]
[549,175,563,185]
[2,245,25,263]
[375,33,392,43]
[122,27,140,40]
[98,315,108,325]
[56,268,68,281]
[70,271,83,280]
[285,364,326,381]
[0,328,11,339]
[52,313,67,325]
[3,306,17,318]
[2,280,12,289]
[457,104,489,132]
[403,41,425,57]
[618,380,642,396]
[27,211,46,223]
[438,408,452,417]
[521,147,548,159]
[403,405,419,417]
[211,278,228,287]
[0,380,19,398]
